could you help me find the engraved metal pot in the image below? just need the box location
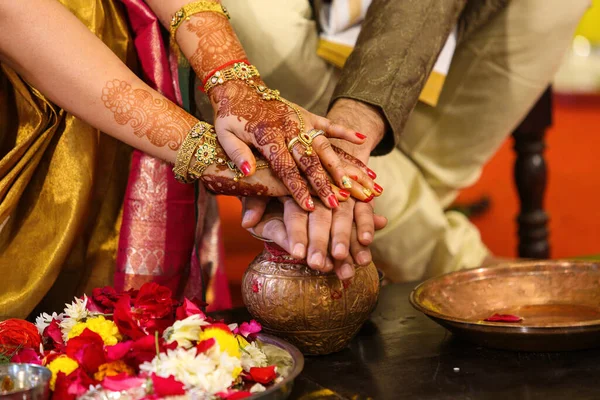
[242,243,380,355]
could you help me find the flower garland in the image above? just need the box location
[0,283,285,400]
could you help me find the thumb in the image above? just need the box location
[217,128,257,176]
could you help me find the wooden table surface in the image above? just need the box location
[215,282,600,400]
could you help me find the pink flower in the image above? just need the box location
[44,319,65,351]
[150,374,185,397]
[236,320,262,338]
[175,298,206,321]
[11,348,41,365]
[105,341,133,362]
[53,369,95,400]
[101,373,146,392]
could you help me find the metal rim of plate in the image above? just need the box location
[408,260,600,351]
[252,333,304,399]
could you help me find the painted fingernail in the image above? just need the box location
[292,243,306,259]
[241,161,251,176]
[310,252,324,268]
[355,132,367,140]
[367,168,377,179]
[306,197,315,210]
[328,194,339,208]
[374,183,383,194]
[350,175,358,181]
[339,189,351,198]
[364,194,375,203]
[362,188,373,197]
[334,243,347,258]
[340,264,355,280]
[356,250,371,266]
[341,176,353,189]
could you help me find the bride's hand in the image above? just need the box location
[209,78,370,211]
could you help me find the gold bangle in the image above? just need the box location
[203,63,260,92]
[170,1,230,63]
[173,121,212,184]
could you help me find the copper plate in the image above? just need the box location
[409,260,600,351]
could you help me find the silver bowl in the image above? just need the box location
[0,364,51,400]
[251,333,304,399]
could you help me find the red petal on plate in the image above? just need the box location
[248,365,277,384]
[484,313,523,322]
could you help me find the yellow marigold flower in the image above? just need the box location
[47,355,78,390]
[94,360,135,381]
[68,316,122,345]
[198,325,240,358]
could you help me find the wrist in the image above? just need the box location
[328,98,387,153]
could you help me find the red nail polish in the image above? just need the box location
[241,162,251,176]
[328,194,339,208]
[350,175,358,181]
[355,132,367,140]
[339,189,351,198]
[367,168,377,179]
[363,194,375,203]
[306,197,315,210]
[373,183,383,194]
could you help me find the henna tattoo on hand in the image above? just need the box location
[185,13,246,81]
[201,175,270,197]
[332,145,368,170]
[101,80,196,150]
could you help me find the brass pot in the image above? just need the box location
[241,243,380,355]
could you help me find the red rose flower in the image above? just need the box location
[0,319,41,351]
[248,365,277,384]
[43,319,65,351]
[65,329,106,373]
[133,283,175,320]
[53,369,95,400]
[113,295,145,340]
[150,374,185,397]
[91,286,121,313]
[175,298,206,321]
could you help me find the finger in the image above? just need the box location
[331,184,351,202]
[281,197,308,259]
[311,135,354,192]
[374,213,388,231]
[333,145,377,179]
[290,142,338,210]
[217,128,257,176]
[307,201,332,271]
[241,197,269,229]
[333,257,356,281]
[349,223,372,266]
[345,177,374,203]
[330,200,353,261]
[252,218,289,253]
[355,201,375,245]
[323,256,335,273]
[312,114,366,144]
[344,164,380,198]
[260,136,314,211]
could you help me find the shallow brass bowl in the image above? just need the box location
[410,260,600,351]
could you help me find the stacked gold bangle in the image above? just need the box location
[169,1,230,63]
[173,121,270,184]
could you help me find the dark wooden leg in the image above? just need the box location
[512,87,552,259]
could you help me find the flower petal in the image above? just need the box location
[150,374,186,397]
[484,313,523,323]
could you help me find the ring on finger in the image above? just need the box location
[307,129,325,141]
[287,132,314,156]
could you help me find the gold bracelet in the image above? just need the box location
[172,121,212,184]
[170,1,230,63]
[204,62,306,135]
[204,63,260,92]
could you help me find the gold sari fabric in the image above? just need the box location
[0,0,134,319]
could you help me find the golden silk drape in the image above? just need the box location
[0,0,134,319]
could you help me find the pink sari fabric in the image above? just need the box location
[114,0,231,311]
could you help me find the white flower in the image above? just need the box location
[60,296,90,340]
[139,344,242,395]
[250,383,266,393]
[34,312,63,335]
[163,314,210,349]
[241,342,268,372]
